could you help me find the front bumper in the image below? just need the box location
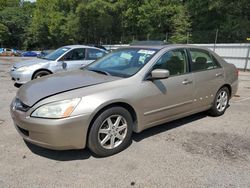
[10,106,91,150]
[10,69,33,84]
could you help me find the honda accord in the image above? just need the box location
[10,45,238,156]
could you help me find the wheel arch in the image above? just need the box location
[86,102,138,142]
[220,84,232,98]
[32,69,53,80]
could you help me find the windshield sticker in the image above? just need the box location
[62,48,69,51]
[120,53,132,60]
[138,50,156,55]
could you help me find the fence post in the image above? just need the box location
[244,46,250,71]
[213,29,218,51]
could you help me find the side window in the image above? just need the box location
[152,49,188,76]
[189,49,218,72]
[211,55,221,68]
[86,49,106,60]
[63,48,85,61]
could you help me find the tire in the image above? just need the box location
[88,106,133,157]
[208,87,229,116]
[33,70,51,79]
[14,83,22,88]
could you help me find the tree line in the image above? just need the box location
[0,0,249,50]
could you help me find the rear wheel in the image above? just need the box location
[88,106,133,157]
[33,70,51,79]
[208,87,229,116]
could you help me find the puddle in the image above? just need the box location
[181,132,250,162]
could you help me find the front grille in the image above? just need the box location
[13,98,30,112]
[17,125,29,137]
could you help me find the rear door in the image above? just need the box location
[187,48,225,108]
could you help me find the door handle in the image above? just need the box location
[182,79,193,85]
[216,73,223,77]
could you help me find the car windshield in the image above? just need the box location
[86,48,158,78]
[42,47,70,60]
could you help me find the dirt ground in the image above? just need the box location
[0,57,250,188]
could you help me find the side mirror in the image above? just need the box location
[148,69,170,80]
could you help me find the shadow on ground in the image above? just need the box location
[133,112,207,142]
[25,141,92,161]
[25,112,207,161]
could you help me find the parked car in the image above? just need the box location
[10,45,238,156]
[131,40,167,46]
[10,45,107,85]
[37,50,54,58]
[22,51,38,57]
[0,48,21,56]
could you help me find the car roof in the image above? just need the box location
[63,45,103,50]
[122,44,211,51]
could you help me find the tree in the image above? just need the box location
[0,23,9,47]
[0,1,35,49]
[1,0,248,49]
[186,0,250,43]
[0,0,19,11]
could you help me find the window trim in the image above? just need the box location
[210,53,222,68]
[59,48,86,61]
[144,48,191,80]
[186,48,222,73]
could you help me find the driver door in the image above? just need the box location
[138,48,195,129]
[60,48,86,71]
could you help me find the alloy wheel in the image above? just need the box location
[98,115,128,149]
[216,90,228,112]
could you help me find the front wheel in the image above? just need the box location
[33,70,51,79]
[88,106,133,157]
[208,87,229,116]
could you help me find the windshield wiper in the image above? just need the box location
[88,68,111,76]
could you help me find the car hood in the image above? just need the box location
[13,58,49,68]
[17,70,121,106]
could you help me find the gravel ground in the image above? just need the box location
[0,57,250,188]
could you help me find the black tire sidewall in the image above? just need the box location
[33,70,50,79]
[88,106,133,157]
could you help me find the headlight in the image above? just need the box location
[17,66,30,72]
[17,63,44,72]
[31,98,81,119]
